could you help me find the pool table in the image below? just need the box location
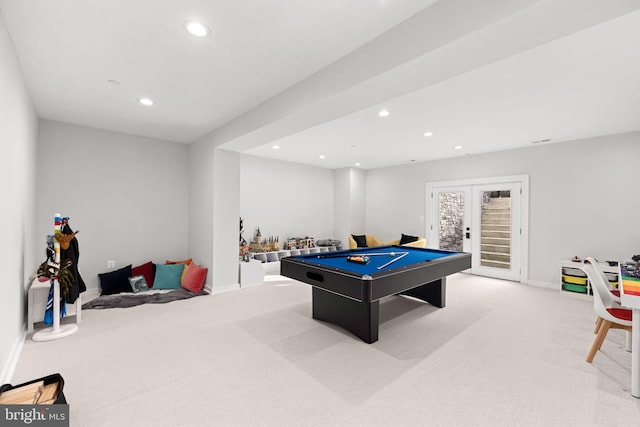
[280,245,471,343]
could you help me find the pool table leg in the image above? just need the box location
[400,278,446,308]
[312,287,379,343]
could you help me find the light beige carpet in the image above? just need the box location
[11,273,640,426]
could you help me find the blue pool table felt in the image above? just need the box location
[292,246,454,276]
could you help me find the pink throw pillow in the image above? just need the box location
[181,263,208,292]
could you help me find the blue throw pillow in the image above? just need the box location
[153,263,184,290]
[98,265,133,295]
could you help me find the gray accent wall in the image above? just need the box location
[0,14,38,383]
[365,132,640,286]
[36,121,190,294]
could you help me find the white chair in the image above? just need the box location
[585,257,624,338]
[582,263,632,363]
[585,257,621,300]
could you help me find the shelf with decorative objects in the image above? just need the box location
[238,220,344,281]
[561,259,618,295]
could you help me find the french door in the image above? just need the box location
[426,176,528,282]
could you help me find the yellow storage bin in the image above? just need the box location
[563,274,588,285]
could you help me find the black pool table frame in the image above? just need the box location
[280,247,471,343]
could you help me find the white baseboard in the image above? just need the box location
[1,330,27,385]
[212,283,240,294]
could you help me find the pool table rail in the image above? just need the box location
[280,258,369,302]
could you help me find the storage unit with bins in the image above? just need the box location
[561,260,619,294]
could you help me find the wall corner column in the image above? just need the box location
[188,138,240,293]
[333,168,366,247]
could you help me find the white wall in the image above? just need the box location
[188,135,241,293]
[188,137,214,270]
[333,168,366,247]
[365,132,640,286]
[0,13,38,383]
[240,154,334,248]
[36,121,190,294]
[212,149,240,288]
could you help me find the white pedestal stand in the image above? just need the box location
[32,279,78,341]
[32,213,79,342]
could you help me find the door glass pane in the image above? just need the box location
[480,190,511,269]
[439,192,464,251]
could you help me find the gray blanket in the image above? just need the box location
[82,289,208,309]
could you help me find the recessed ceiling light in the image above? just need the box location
[272,145,280,150]
[184,20,210,37]
[423,131,433,137]
[454,146,463,150]
[138,97,154,106]
[319,155,326,159]
[354,162,361,166]
[378,109,390,117]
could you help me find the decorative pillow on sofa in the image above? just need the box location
[153,263,185,290]
[181,263,208,292]
[98,265,133,295]
[351,234,368,248]
[399,233,419,245]
[132,261,155,288]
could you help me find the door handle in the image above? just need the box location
[465,232,471,239]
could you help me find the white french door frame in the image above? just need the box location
[425,175,529,283]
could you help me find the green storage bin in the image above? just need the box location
[562,282,588,294]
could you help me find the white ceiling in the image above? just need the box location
[2,0,640,170]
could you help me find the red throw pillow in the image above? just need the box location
[181,263,208,292]
[132,261,155,288]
